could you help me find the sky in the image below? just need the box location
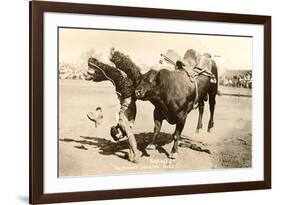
[59,27,253,70]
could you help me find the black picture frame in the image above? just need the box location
[30,1,271,204]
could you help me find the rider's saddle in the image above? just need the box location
[160,49,217,109]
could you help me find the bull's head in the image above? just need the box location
[135,69,159,100]
[84,57,108,82]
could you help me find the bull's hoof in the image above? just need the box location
[208,122,214,132]
[207,126,213,132]
[146,143,157,150]
[196,124,203,133]
[196,128,202,133]
[168,152,178,159]
[128,151,141,163]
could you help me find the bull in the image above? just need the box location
[135,59,218,159]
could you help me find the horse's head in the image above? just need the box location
[135,69,159,100]
[85,57,108,82]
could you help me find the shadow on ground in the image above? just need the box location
[60,132,211,161]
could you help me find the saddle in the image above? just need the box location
[160,49,216,83]
[160,49,217,109]
[182,49,216,82]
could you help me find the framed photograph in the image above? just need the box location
[30,1,271,204]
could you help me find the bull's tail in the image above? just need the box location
[210,59,219,95]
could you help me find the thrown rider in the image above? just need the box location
[87,48,142,163]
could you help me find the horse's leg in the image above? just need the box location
[147,109,163,150]
[208,93,216,132]
[196,100,204,133]
[169,119,186,159]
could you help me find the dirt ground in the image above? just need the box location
[59,80,252,177]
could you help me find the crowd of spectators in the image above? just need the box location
[59,61,252,89]
[219,71,252,88]
[59,62,86,80]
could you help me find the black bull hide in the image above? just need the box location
[135,63,218,159]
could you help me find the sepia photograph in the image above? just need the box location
[58,27,252,177]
